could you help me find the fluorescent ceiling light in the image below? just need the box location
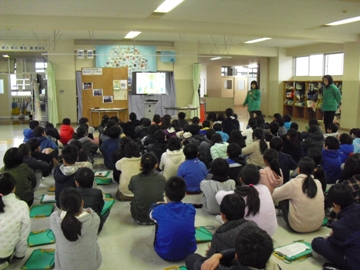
[210,57,221,60]
[248,63,258,68]
[326,15,360,26]
[124,31,141,39]
[2,54,10,58]
[244,37,271,44]
[154,0,183,13]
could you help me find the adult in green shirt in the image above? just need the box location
[242,80,261,118]
[322,75,341,132]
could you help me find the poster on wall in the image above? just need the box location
[120,80,127,90]
[77,50,84,59]
[82,82,93,90]
[103,96,113,103]
[95,45,157,86]
[93,89,103,96]
[113,80,120,90]
[114,89,127,101]
[87,50,94,59]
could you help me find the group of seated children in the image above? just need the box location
[2,108,360,270]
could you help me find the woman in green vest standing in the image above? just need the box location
[322,75,341,132]
[242,80,261,118]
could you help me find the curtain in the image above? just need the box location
[46,62,59,124]
[76,71,82,121]
[128,72,176,119]
[191,63,201,118]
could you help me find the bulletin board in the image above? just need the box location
[81,67,128,126]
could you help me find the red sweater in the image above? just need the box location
[59,125,74,145]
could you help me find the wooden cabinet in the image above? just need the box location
[283,80,342,121]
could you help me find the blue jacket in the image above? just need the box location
[339,144,354,164]
[149,202,196,261]
[216,131,229,142]
[100,138,120,170]
[353,138,360,154]
[328,203,360,269]
[37,136,58,151]
[177,158,208,193]
[284,122,292,131]
[322,149,341,184]
[23,128,34,142]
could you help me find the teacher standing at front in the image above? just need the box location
[242,80,261,118]
[322,75,341,132]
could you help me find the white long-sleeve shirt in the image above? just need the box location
[0,193,30,258]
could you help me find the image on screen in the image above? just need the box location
[136,73,166,95]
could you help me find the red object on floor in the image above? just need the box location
[200,103,206,122]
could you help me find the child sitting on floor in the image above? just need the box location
[59,118,74,146]
[273,157,324,233]
[50,188,102,270]
[0,173,31,270]
[216,164,278,236]
[226,143,246,186]
[54,145,79,208]
[23,120,39,142]
[177,143,208,193]
[213,123,229,142]
[149,176,196,261]
[200,158,236,215]
[339,133,354,164]
[185,226,279,270]
[129,153,166,225]
[206,193,257,257]
[75,167,106,233]
[322,136,342,184]
[259,148,283,194]
[210,133,229,160]
[312,184,360,270]
[323,122,339,138]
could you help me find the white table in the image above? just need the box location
[89,107,128,126]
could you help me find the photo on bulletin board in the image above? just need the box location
[83,82,93,90]
[120,80,127,90]
[93,89,103,96]
[113,80,120,90]
[103,96,113,103]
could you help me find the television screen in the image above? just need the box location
[135,72,166,95]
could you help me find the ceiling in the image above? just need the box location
[0,0,360,64]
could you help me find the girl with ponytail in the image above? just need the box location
[242,128,268,168]
[272,157,324,233]
[259,149,283,194]
[215,164,277,236]
[50,188,102,270]
[0,173,30,269]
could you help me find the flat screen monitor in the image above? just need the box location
[135,72,166,95]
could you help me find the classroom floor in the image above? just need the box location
[0,119,332,270]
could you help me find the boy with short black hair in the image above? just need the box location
[23,120,40,142]
[265,121,280,142]
[148,130,167,162]
[186,225,278,270]
[19,143,52,177]
[177,143,208,193]
[178,112,189,129]
[71,126,98,163]
[222,108,240,137]
[54,145,79,207]
[312,184,360,270]
[77,117,95,140]
[75,167,106,232]
[273,113,281,121]
[339,133,354,163]
[199,120,211,135]
[276,117,287,137]
[198,129,215,168]
[213,123,229,142]
[283,114,292,131]
[206,194,257,257]
[59,117,74,145]
[226,143,246,185]
[322,136,342,184]
[324,123,339,138]
[33,126,59,158]
[149,176,196,261]
[270,137,297,184]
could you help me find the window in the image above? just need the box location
[309,54,324,76]
[295,53,343,76]
[325,53,344,76]
[35,62,47,73]
[295,56,309,76]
